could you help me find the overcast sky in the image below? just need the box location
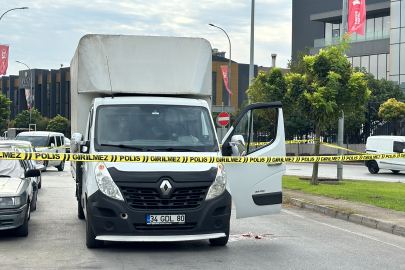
[0,0,292,76]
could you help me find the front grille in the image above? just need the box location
[120,186,209,210]
[134,223,197,231]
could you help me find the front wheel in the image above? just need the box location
[15,203,30,237]
[56,161,65,171]
[209,228,229,246]
[78,198,85,220]
[86,207,104,248]
[368,161,379,174]
[392,170,400,174]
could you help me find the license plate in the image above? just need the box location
[147,214,185,225]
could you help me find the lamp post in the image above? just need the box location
[209,23,231,107]
[16,60,32,125]
[0,7,28,21]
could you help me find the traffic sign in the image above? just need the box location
[217,112,230,127]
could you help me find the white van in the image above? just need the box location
[15,131,67,171]
[365,135,405,174]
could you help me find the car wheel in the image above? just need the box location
[31,191,37,211]
[368,161,379,174]
[57,161,65,171]
[392,170,400,174]
[209,228,229,246]
[38,175,42,189]
[86,207,104,248]
[15,203,30,237]
[78,198,85,220]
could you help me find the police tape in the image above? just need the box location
[0,151,404,163]
[318,142,367,155]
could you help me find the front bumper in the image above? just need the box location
[87,190,231,241]
[0,204,27,230]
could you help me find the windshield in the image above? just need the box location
[16,136,48,147]
[95,105,219,152]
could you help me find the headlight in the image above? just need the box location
[206,163,227,200]
[94,163,124,201]
[0,196,21,206]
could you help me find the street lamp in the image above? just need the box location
[16,60,32,125]
[209,23,231,107]
[0,7,28,21]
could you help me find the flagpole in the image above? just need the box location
[337,0,348,181]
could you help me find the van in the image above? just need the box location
[15,131,67,171]
[365,135,405,174]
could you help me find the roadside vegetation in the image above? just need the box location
[283,175,405,212]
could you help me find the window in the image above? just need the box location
[383,16,390,31]
[352,57,360,68]
[56,136,62,147]
[391,44,400,75]
[47,83,50,118]
[369,55,378,78]
[378,54,387,80]
[56,82,60,115]
[366,18,374,33]
[49,136,55,147]
[375,17,382,32]
[392,28,400,44]
[392,1,401,29]
[361,56,369,72]
[325,23,332,38]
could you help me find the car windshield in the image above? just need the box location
[0,142,33,153]
[16,136,48,147]
[95,105,219,152]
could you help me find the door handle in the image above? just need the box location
[267,163,282,166]
[56,150,58,153]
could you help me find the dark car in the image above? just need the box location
[0,145,40,236]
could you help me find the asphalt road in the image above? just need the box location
[1,163,405,269]
[286,162,405,183]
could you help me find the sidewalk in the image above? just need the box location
[283,189,405,237]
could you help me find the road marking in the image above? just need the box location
[282,209,405,251]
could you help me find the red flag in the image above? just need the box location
[348,0,366,36]
[0,45,9,75]
[220,65,233,95]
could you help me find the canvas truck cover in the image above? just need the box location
[70,34,213,134]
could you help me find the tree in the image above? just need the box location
[47,114,71,137]
[36,117,50,131]
[14,109,43,128]
[0,94,12,134]
[378,98,405,135]
[285,39,370,184]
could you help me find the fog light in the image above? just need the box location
[104,222,114,230]
[214,219,222,228]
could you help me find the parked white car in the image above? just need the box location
[365,135,405,174]
[15,131,66,172]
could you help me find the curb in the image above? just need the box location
[283,196,405,238]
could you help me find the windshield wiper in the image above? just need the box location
[100,144,157,152]
[0,175,11,178]
[156,147,200,152]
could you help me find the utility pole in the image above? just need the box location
[337,0,348,181]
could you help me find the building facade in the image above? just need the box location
[0,54,264,121]
[292,0,404,90]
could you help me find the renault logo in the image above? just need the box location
[160,180,172,196]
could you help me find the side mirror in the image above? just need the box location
[25,169,40,178]
[71,133,84,153]
[229,135,247,157]
[81,141,90,153]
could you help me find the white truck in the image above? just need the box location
[70,34,286,248]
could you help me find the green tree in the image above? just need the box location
[47,114,71,137]
[378,98,405,135]
[13,109,43,129]
[0,94,12,134]
[36,117,50,131]
[285,39,370,184]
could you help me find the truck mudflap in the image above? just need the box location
[86,190,231,239]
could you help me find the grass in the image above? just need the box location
[282,176,405,212]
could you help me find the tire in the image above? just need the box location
[78,197,85,220]
[56,161,65,171]
[43,161,48,172]
[31,192,37,212]
[38,176,42,189]
[368,161,379,174]
[15,203,30,237]
[392,170,400,174]
[86,207,104,248]
[209,228,229,246]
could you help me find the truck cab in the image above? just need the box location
[69,34,286,248]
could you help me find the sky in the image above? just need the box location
[0,0,292,76]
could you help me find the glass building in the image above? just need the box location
[292,0,404,92]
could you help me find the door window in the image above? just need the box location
[393,141,405,153]
[224,106,278,156]
[56,136,62,147]
[49,136,56,147]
